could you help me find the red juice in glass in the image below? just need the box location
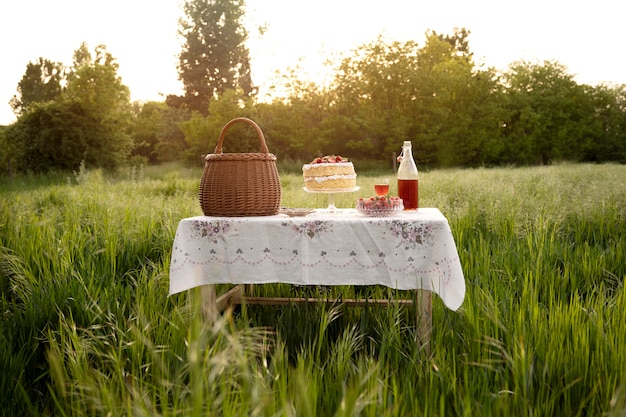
[374,183,390,196]
[398,179,418,210]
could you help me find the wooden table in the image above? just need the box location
[169,208,465,345]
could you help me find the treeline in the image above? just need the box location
[160,30,626,168]
[2,30,626,175]
[178,30,626,167]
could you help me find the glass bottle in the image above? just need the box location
[397,141,419,210]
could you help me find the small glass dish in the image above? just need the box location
[356,196,403,217]
[280,207,315,217]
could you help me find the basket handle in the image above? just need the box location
[213,117,269,154]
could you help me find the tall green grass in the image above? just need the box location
[1,163,625,416]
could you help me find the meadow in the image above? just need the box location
[1,162,625,416]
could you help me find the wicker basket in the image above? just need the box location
[199,117,282,217]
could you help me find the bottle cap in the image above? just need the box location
[403,141,411,147]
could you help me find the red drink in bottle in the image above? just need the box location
[398,179,418,210]
[397,141,419,210]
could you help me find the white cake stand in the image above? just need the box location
[304,187,360,213]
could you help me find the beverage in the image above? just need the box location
[397,141,419,210]
[398,179,418,209]
[374,183,389,196]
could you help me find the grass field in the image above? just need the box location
[1,163,625,416]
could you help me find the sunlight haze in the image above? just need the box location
[1,0,625,125]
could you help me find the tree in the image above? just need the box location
[173,0,254,114]
[65,43,132,124]
[5,44,133,172]
[502,60,596,164]
[131,101,168,163]
[155,106,191,162]
[130,102,190,165]
[6,100,95,172]
[331,37,422,160]
[327,30,504,166]
[62,43,134,168]
[583,84,626,163]
[415,30,504,166]
[180,87,255,164]
[272,70,335,159]
[0,125,18,176]
[9,57,65,116]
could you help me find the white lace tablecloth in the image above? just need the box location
[169,208,465,311]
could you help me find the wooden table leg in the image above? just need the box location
[201,284,218,323]
[416,289,432,351]
[200,284,245,324]
[245,284,254,297]
[201,285,432,352]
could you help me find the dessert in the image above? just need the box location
[303,155,357,190]
[357,196,403,217]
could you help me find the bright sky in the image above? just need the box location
[1,0,625,126]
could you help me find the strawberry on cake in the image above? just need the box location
[303,155,357,190]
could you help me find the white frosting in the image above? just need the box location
[308,174,357,183]
[303,162,352,170]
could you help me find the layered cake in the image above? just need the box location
[303,155,357,190]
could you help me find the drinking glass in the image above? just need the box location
[374,179,389,196]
